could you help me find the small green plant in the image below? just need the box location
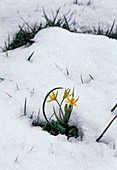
[32,87,82,139]
[43,87,79,139]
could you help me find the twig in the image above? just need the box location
[96,115,117,142]
[111,103,117,112]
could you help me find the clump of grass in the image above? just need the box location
[3,22,43,51]
[3,8,117,52]
[43,8,76,32]
[3,8,76,52]
[79,20,117,39]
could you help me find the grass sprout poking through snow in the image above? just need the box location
[32,87,82,140]
[27,51,35,61]
[24,98,27,116]
[43,8,76,32]
[80,20,117,39]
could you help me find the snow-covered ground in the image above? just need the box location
[0,0,117,170]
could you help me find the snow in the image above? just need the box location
[0,0,117,170]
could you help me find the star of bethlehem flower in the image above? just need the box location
[63,88,72,100]
[66,96,79,106]
[47,90,58,102]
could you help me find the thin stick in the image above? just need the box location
[111,103,117,112]
[96,115,117,142]
[42,87,63,123]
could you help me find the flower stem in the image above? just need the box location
[42,87,63,123]
[55,99,64,119]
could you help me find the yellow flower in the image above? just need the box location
[66,96,79,106]
[47,90,58,102]
[63,88,71,100]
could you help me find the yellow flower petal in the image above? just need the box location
[47,90,58,102]
[66,96,79,106]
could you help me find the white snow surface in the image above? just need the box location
[0,0,117,170]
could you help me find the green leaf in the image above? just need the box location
[63,104,72,124]
[57,124,66,134]
[53,106,60,121]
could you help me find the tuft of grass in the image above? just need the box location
[79,20,117,39]
[3,9,117,52]
[43,8,76,32]
[3,8,76,52]
[3,22,43,51]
